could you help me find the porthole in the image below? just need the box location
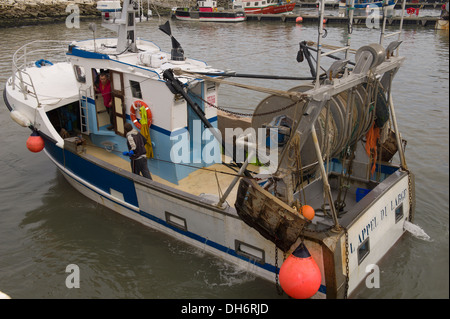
[358,237,370,265]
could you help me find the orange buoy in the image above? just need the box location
[300,205,315,220]
[279,242,321,299]
[26,130,45,153]
[323,18,327,24]
[296,16,303,23]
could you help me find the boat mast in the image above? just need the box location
[101,0,138,53]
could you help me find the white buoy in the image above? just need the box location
[0,290,11,299]
[10,110,31,127]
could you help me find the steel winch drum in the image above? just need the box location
[251,82,380,175]
[355,43,386,70]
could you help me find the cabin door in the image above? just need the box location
[110,71,126,136]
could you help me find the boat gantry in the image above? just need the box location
[4,0,415,299]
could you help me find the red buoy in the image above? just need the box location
[279,243,321,299]
[296,16,303,23]
[26,130,45,153]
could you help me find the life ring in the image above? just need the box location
[130,100,152,130]
[35,59,53,68]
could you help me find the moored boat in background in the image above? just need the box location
[175,0,246,22]
[243,0,296,14]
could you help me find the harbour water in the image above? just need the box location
[0,10,448,299]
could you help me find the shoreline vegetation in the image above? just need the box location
[0,0,173,28]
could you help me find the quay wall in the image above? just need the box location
[0,0,175,28]
[0,0,100,28]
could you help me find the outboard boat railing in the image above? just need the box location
[11,40,70,105]
[380,0,407,47]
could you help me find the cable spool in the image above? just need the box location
[286,85,374,175]
[251,82,378,176]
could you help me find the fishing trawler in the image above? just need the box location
[3,0,415,298]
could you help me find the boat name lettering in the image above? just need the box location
[391,188,407,211]
[350,188,407,254]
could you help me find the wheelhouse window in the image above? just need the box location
[130,80,142,99]
[73,65,86,83]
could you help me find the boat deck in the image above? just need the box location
[84,140,242,206]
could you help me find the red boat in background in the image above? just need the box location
[243,0,296,14]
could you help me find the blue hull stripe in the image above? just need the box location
[45,139,326,295]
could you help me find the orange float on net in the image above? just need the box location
[300,205,315,220]
[130,100,152,130]
[26,130,45,153]
[279,242,322,299]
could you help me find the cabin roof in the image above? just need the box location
[68,38,220,78]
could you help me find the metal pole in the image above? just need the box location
[345,0,356,61]
[216,151,253,208]
[387,73,408,169]
[190,71,315,81]
[315,0,326,89]
[380,1,388,46]
[311,124,341,230]
[396,0,407,56]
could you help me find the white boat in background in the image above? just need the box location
[3,0,416,299]
[339,0,397,10]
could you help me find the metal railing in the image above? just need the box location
[11,40,71,106]
[314,0,407,85]
[380,0,407,47]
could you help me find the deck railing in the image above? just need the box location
[11,40,71,106]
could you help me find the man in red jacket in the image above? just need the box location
[96,72,114,130]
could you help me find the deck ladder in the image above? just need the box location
[79,88,90,134]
